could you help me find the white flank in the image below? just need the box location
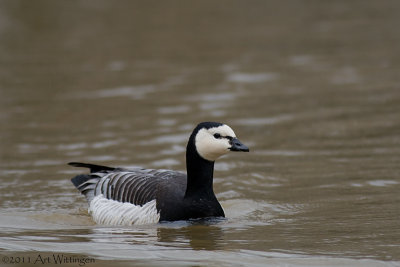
[89,194,160,225]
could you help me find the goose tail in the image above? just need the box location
[69,162,115,203]
[68,162,116,173]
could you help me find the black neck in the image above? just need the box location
[184,140,215,198]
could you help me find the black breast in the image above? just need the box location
[156,182,225,221]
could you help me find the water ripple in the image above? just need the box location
[226,72,278,83]
[234,115,293,126]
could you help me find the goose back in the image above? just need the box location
[73,167,187,206]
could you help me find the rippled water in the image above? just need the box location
[1,1,400,266]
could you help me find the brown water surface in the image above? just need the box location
[0,1,399,266]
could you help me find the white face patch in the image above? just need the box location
[195,124,237,161]
[89,194,160,225]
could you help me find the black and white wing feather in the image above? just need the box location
[69,162,188,225]
[70,163,183,205]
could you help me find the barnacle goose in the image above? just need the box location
[70,122,249,225]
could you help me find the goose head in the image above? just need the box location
[190,122,249,162]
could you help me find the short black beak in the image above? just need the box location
[229,137,250,152]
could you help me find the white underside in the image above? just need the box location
[88,194,160,225]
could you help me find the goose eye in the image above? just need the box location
[213,133,221,139]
